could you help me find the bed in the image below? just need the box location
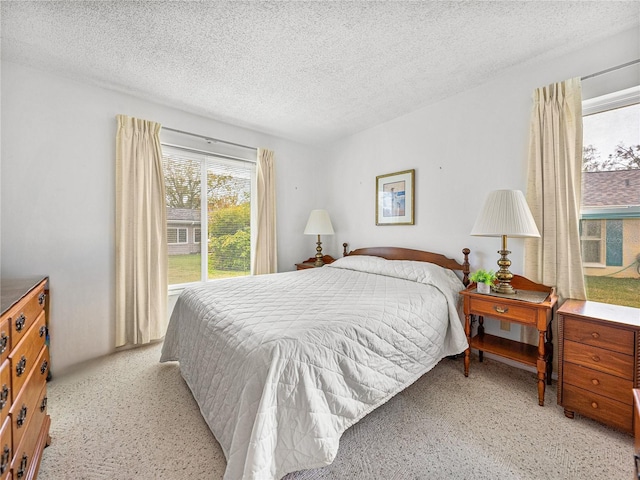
[160,245,471,480]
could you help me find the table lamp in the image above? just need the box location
[304,209,334,266]
[470,190,540,294]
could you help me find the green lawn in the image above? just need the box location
[168,253,248,285]
[585,275,640,308]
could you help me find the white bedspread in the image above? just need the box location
[160,255,468,480]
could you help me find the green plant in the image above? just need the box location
[469,269,497,285]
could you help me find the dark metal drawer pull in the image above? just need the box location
[40,359,48,375]
[16,404,27,427]
[0,384,8,410]
[0,333,7,355]
[0,445,9,474]
[15,314,26,332]
[17,453,27,478]
[39,325,47,337]
[16,356,27,377]
[38,292,46,305]
[40,396,48,412]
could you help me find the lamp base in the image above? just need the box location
[495,247,516,295]
[314,235,324,266]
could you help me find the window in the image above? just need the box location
[167,227,187,244]
[580,219,604,265]
[581,86,640,308]
[163,144,255,287]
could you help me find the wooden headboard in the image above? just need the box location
[342,243,471,286]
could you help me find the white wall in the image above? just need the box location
[1,62,325,373]
[325,27,640,340]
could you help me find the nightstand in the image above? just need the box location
[295,255,335,270]
[460,275,558,406]
[557,299,640,433]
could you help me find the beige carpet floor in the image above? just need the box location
[39,342,632,479]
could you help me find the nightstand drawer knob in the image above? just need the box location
[591,332,600,339]
[494,306,509,314]
[591,401,599,409]
[591,378,600,386]
[592,355,600,362]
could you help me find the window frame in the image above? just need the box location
[580,219,605,268]
[167,226,188,245]
[163,143,257,291]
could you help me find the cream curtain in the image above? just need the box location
[251,148,278,274]
[523,78,587,346]
[115,115,168,347]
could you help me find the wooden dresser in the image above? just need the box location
[0,277,51,479]
[558,299,640,433]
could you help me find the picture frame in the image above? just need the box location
[375,169,415,225]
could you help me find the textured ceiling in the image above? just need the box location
[2,1,639,145]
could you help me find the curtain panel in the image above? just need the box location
[524,78,587,301]
[252,148,278,275]
[115,115,168,347]
[523,78,587,349]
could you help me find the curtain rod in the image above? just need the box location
[162,126,258,152]
[161,142,256,164]
[581,59,640,81]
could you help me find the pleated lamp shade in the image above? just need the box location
[304,209,335,235]
[471,190,540,238]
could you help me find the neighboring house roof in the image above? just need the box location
[167,207,200,222]
[582,170,640,207]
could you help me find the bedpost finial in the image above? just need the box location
[343,243,349,256]
[462,248,471,287]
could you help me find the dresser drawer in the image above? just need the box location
[3,282,45,349]
[9,348,48,455]
[11,381,46,480]
[8,314,46,402]
[564,340,633,380]
[0,362,10,428]
[563,383,632,432]
[0,320,10,367]
[563,361,633,405]
[468,297,537,326]
[0,417,11,480]
[563,316,634,355]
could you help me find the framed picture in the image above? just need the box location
[375,169,415,225]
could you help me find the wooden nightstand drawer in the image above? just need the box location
[564,339,633,379]
[563,383,632,432]
[468,297,537,326]
[563,361,633,405]
[564,317,634,355]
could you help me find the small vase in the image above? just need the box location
[477,283,491,294]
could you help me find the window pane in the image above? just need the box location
[207,161,252,280]
[584,220,601,238]
[164,152,201,285]
[167,228,177,244]
[194,228,201,243]
[581,240,601,264]
[582,92,640,308]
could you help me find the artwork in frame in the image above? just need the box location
[375,169,415,225]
